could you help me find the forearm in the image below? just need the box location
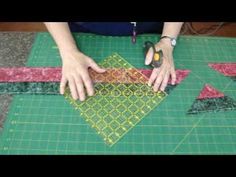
[161,22,184,38]
[44,22,79,53]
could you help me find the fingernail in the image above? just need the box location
[88,92,94,97]
[89,88,95,96]
[80,97,85,102]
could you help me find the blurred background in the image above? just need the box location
[0,22,236,37]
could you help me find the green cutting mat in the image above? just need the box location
[0,33,236,154]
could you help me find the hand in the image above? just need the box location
[145,40,176,92]
[59,49,106,101]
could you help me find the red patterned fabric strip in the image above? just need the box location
[197,84,224,99]
[0,67,190,84]
[208,63,236,76]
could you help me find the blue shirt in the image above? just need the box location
[69,22,163,36]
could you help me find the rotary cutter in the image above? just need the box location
[143,41,163,68]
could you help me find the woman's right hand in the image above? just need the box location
[59,49,106,101]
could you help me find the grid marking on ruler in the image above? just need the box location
[64,53,167,146]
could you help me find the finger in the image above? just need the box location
[89,60,106,73]
[74,75,86,101]
[68,77,79,100]
[145,48,154,65]
[81,72,94,97]
[148,68,159,86]
[170,68,176,85]
[60,76,67,95]
[153,70,165,92]
[160,71,170,92]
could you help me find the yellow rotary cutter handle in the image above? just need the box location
[143,41,163,68]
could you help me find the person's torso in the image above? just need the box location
[70,22,163,36]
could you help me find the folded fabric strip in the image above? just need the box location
[0,67,62,82]
[0,67,190,84]
[0,82,181,95]
[0,82,60,95]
